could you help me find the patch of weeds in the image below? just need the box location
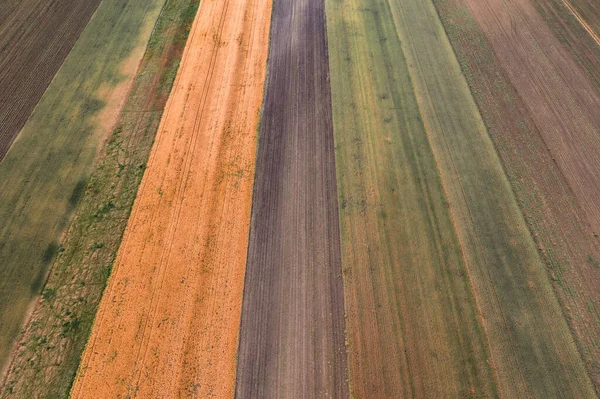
[42,242,60,265]
[587,255,600,269]
[100,264,113,283]
[94,201,115,218]
[42,288,57,301]
[81,97,105,115]
[91,242,105,250]
[69,179,88,208]
[61,317,81,338]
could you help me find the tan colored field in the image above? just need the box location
[70,0,271,396]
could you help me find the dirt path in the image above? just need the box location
[234,0,349,395]
[561,0,600,46]
[70,0,271,396]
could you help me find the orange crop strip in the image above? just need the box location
[70,0,272,396]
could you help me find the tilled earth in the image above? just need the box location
[234,0,349,395]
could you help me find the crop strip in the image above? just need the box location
[234,0,349,395]
[435,0,600,391]
[326,0,596,395]
[71,0,272,396]
[0,0,166,374]
[325,0,500,395]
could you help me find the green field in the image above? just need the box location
[436,0,600,390]
[0,0,199,397]
[326,0,595,396]
[326,0,496,395]
[0,0,166,373]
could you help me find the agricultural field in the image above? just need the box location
[0,0,599,396]
[0,0,199,396]
[234,0,348,395]
[436,0,600,391]
[0,0,166,376]
[326,0,594,395]
[0,0,102,158]
[533,0,600,89]
[70,0,271,396]
[564,0,600,38]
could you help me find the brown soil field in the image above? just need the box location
[436,0,600,390]
[70,0,271,396]
[0,0,101,159]
[234,0,349,395]
[462,0,600,237]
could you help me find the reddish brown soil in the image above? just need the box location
[435,0,600,390]
[70,0,272,396]
[0,0,101,159]
[234,0,349,395]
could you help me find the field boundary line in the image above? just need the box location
[560,0,600,47]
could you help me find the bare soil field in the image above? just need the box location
[0,0,165,375]
[71,0,271,396]
[0,1,199,397]
[234,0,349,395]
[436,0,600,391]
[0,0,101,159]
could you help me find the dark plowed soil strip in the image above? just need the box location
[234,0,349,396]
[0,0,101,160]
